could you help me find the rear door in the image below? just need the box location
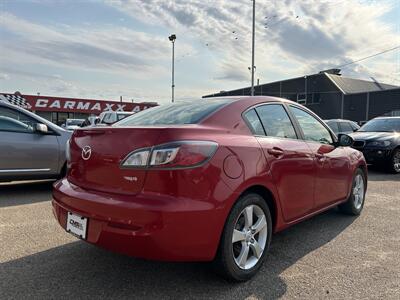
[0,106,59,177]
[244,104,316,222]
[288,105,351,209]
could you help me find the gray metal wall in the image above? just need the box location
[368,88,400,119]
[203,76,399,123]
[343,88,400,122]
[305,92,342,120]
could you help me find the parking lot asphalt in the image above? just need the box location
[0,171,399,299]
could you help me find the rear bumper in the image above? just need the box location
[52,179,230,262]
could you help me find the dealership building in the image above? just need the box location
[203,69,400,122]
[0,93,157,125]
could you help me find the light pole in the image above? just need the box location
[168,34,176,103]
[304,75,307,104]
[250,0,256,96]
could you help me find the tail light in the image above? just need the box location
[121,141,218,169]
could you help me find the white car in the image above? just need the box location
[98,111,135,125]
[63,118,85,131]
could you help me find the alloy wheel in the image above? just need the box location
[232,204,268,270]
[393,150,400,173]
[353,174,365,210]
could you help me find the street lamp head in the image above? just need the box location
[168,34,176,42]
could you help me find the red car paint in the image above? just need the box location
[52,96,366,261]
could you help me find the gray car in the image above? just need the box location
[324,119,360,135]
[0,100,71,182]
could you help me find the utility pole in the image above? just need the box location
[168,34,176,103]
[250,0,256,96]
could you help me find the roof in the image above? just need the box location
[325,74,398,94]
[375,116,400,119]
[324,119,355,122]
[203,71,399,98]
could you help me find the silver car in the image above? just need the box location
[0,100,71,182]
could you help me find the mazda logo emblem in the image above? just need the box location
[82,146,92,160]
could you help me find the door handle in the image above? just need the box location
[315,153,326,161]
[267,147,284,158]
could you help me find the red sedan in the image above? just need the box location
[53,96,367,281]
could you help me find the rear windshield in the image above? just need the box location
[67,119,84,126]
[115,100,231,126]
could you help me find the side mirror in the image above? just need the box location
[35,123,48,134]
[337,134,354,147]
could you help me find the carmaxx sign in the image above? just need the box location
[0,93,157,114]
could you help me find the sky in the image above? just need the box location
[0,0,399,104]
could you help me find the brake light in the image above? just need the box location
[121,141,218,169]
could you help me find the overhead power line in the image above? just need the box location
[336,45,400,69]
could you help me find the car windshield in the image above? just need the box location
[115,100,232,126]
[359,118,400,132]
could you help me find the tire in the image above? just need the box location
[214,193,272,282]
[386,148,400,174]
[339,168,366,215]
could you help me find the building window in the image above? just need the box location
[298,93,321,105]
[297,93,306,104]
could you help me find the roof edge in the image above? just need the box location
[324,73,346,95]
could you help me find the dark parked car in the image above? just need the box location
[53,96,367,281]
[0,100,71,182]
[350,116,400,173]
[325,119,360,135]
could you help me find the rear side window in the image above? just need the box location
[243,109,264,135]
[116,100,231,126]
[255,104,297,139]
[102,113,115,124]
[340,121,353,133]
[0,107,35,133]
[327,121,339,134]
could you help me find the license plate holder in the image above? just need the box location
[66,212,88,240]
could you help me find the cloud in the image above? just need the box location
[106,0,400,85]
[0,12,193,76]
[0,73,10,80]
[0,66,189,104]
[0,0,398,103]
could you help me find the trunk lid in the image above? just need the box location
[68,127,162,195]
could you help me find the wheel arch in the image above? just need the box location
[357,161,368,186]
[238,184,278,232]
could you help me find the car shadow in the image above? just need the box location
[366,169,399,182]
[0,209,356,299]
[0,180,54,208]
